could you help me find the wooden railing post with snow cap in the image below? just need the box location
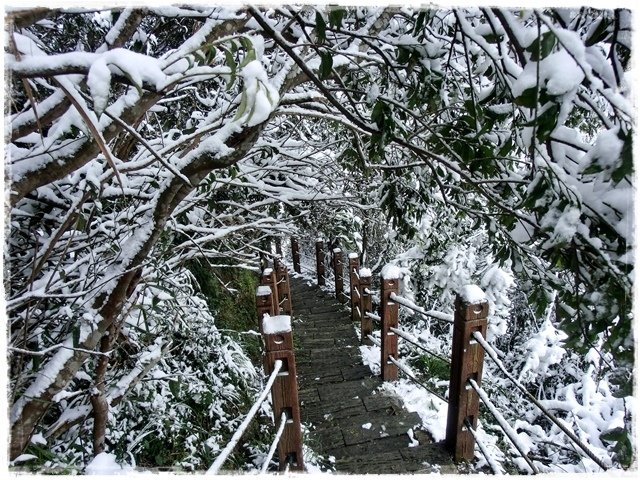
[359,267,373,346]
[348,253,360,322]
[262,315,304,471]
[380,264,400,381]
[274,258,292,316]
[256,285,275,334]
[332,248,344,302]
[291,237,301,273]
[446,285,489,462]
[315,239,325,286]
[261,268,279,315]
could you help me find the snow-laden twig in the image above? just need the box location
[207,359,283,474]
[471,331,609,471]
[9,345,112,358]
[260,411,287,474]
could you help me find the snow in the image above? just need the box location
[333,247,342,253]
[256,286,272,297]
[30,433,47,445]
[11,454,38,464]
[512,50,584,98]
[348,253,359,259]
[262,314,291,334]
[239,60,280,127]
[358,267,372,278]
[361,422,372,430]
[458,284,486,304]
[87,59,112,115]
[85,453,133,475]
[381,263,401,280]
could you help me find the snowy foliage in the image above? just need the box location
[6,5,633,473]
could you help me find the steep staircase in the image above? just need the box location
[290,275,457,474]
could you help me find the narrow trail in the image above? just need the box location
[290,275,457,474]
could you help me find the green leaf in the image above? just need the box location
[526,31,556,61]
[319,50,333,80]
[535,104,560,142]
[233,90,248,121]
[396,46,411,64]
[328,9,345,29]
[514,86,538,108]
[371,100,385,129]
[585,18,611,47]
[611,129,633,183]
[413,11,426,35]
[315,12,326,43]
[221,47,237,90]
[72,326,80,348]
[169,379,181,400]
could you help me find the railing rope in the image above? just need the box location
[260,411,288,474]
[389,292,454,324]
[445,287,488,462]
[471,331,609,471]
[207,359,283,474]
[464,418,505,475]
[389,327,451,366]
[388,355,449,404]
[468,378,539,474]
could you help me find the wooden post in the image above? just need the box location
[359,268,373,346]
[256,285,275,334]
[261,268,279,315]
[446,290,489,461]
[291,237,301,273]
[275,237,283,257]
[262,315,304,471]
[274,259,292,316]
[380,266,400,381]
[315,239,325,286]
[348,253,360,322]
[332,248,344,302]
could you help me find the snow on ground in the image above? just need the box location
[85,453,134,475]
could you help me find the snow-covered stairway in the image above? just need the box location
[289,275,457,474]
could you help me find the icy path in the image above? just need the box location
[290,275,457,474]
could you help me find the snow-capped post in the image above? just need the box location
[333,248,344,302]
[256,286,274,334]
[261,268,279,315]
[348,253,360,322]
[274,258,292,316]
[291,237,301,273]
[261,315,304,471]
[380,264,400,381]
[359,268,373,346]
[446,285,489,462]
[275,237,283,258]
[315,239,325,286]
